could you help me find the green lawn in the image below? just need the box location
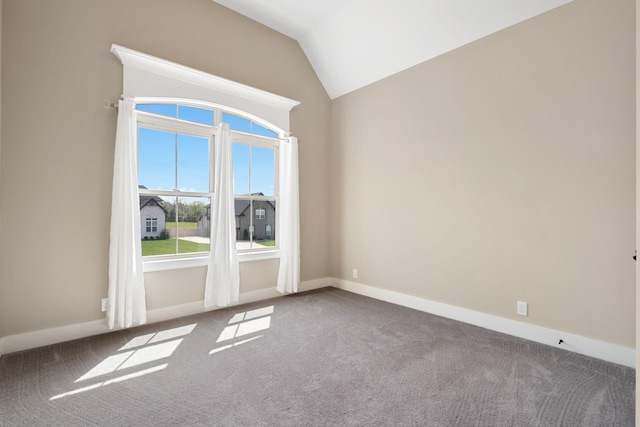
[142,237,273,256]
[164,222,198,229]
[141,238,210,256]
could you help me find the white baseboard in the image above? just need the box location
[299,276,333,292]
[0,319,108,359]
[4,276,630,368]
[0,278,332,357]
[145,287,284,324]
[331,278,635,368]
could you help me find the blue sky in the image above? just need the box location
[137,104,276,199]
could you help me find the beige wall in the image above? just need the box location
[0,0,635,359]
[331,0,636,347]
[0,0,331,338]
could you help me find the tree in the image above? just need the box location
[163,198,207,223]
[161,201,176,222]
[182,201,207,222]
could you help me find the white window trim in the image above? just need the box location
[143,250,281,272]
[111,44,299,132]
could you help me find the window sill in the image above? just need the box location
[143,250,280,272]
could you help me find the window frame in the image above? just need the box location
[136,101,284,272]
[231,130,279,252]
[137,109,215,261]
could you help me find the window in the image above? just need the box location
[233,138,277,250]
[146,218,158,233]
[137,104,214,258]
[137,103,281,258]
[111,44,300,270]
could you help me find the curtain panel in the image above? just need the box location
[204,123,240,308]
[107,98,147,329]
[277,136,300,294]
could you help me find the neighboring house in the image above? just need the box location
[235,197,276,241]
[139,185,167,239]
[196,209,210,237]
[198,193,276,241]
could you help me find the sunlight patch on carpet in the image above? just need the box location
[217,306,273,343]
[50,364,168,401]
[209,335,264,355]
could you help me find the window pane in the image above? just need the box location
[232,143,250,195]
[138,127,176,191]
[253,200,276,249]
[235,198,276,251]
[235,198,251,250]
[177,134,209,193]
[223,112,251,133]
[137,104,177,118]
[140,196,211,257]
[233,144,275,196]
[221,112,278,137]
[251,122,278,138]
[251,146,275,196]
[141,195,175,256]
[178,105,214,125]
[137,104,215,126]
[176,197,211,255]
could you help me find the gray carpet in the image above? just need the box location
[0,288,634,426]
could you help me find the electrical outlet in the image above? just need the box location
[352,269,358,279]
[517,301,528,316]
[101,298,108,312]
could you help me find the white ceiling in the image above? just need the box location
[212,0,573,99]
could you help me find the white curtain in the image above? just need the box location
[204,123,240,308]
[107,98,147,329]
[277,136,300,294]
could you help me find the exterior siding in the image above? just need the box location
[140,205,166,239]
[237,200,276,241]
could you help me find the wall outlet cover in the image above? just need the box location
[517,301,528,316]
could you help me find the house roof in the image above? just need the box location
[234,193,276,217]
[212,0,573,99]
[202,194,276,218]
[138,185,167,213]
[235,199,251,217]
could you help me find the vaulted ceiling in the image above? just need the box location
[212,0,573,99]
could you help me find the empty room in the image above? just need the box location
[0,0,637,425]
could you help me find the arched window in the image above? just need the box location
[136,101,282,258]
[112,45,299,271]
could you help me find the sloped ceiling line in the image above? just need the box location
[213,0,573,99]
